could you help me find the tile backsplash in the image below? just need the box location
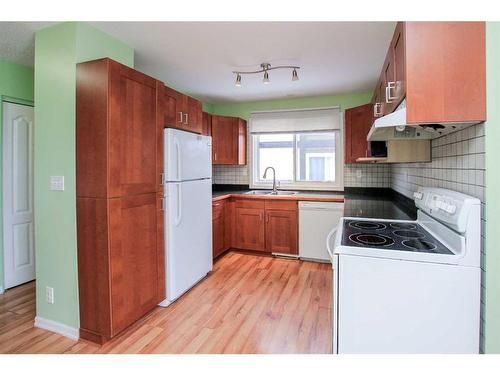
[344,164,391,188]
[212,165,250,185]
[391,123,486,352]
[213,164,391,188]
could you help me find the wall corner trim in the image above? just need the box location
[34,316,79,341]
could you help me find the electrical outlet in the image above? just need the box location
[45,286,54,304]
[356,170,363,179]
[50,176,65,191]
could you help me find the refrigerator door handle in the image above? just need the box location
[174,137,181,181]
[174,183,182,227]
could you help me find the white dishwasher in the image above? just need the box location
[299,201,344,262]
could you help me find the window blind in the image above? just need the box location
[249,107,341,134]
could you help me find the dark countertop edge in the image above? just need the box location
[212,184,417,220]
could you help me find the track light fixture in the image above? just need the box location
[233,63,300,87]
[263,70,270,84]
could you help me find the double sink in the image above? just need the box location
[243,190,298,196]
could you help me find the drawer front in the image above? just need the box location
[212,200,225,220]
[265,200,297,211]
[234,199,265,209]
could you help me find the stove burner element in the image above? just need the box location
[393,230,425,239]
[402,239,437,251]
[390,222,417,230]
[349,221,386,231]
[349,233,395,247]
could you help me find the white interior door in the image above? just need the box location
[3,102,35,289]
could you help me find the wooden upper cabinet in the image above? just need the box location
[108,63,158,197]
[211,115,247,165]
[382,22,406,114]
[373,21,485,125]
[381,51,395,114]
[162,86,182,127]
[77,58,158,199]
[391,22,406,109]
[159,85,203,134]
[345,104,375,163]
[202,111,212,136]
[405,22,486,124]
[184,96,203,134]
[265,210,298,255]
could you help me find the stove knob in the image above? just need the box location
[445,204,457,214]
[435,200,446,210]
[413,191,423,200]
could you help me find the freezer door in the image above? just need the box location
[164,179,212,304]
[164,128,212,182]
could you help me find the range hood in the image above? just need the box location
[367,101,471,141]
[368,107,432,141]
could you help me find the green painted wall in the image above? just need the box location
[0,59,34,293]
[34,22,134,328]
[209,91,373,119]
[484,21,500,354]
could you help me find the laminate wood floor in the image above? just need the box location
[0,252,332,354]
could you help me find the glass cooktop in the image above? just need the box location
[341,219,453,255]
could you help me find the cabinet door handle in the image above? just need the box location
[260,212,264,221]
[183,113,189,125]
[385,81,397,103]
[178,112,183,124]
[160,198,165,211]
[266,213,270,223]
[373,102,381,117]
[160,173,164,185]
[214,152,217,161]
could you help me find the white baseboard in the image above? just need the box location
[0,285,4,294]
[34,316,79,341]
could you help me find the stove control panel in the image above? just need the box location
[414,187,480,233]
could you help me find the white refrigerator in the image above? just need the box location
[159,128,213,307]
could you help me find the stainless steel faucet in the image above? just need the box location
[263,167,277,193]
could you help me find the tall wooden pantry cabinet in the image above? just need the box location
[76,58,165,344]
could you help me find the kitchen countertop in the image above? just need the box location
[212,189,345,203]
[212,185,417,221]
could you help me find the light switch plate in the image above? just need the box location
[50,176,64,191]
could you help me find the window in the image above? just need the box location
[250,108,343,190]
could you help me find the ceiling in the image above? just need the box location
[0,21,396,103]
[0,22,53,66]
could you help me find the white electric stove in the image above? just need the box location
[327,187,481,354]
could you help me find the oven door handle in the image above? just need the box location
[326,225,338,261]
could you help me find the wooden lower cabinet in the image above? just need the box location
[212,198,298,257]
[220,198,298,255]
[77,193,163,343]
[212,200,226,258]
[234,207,267,251]
[265,210,298,255]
